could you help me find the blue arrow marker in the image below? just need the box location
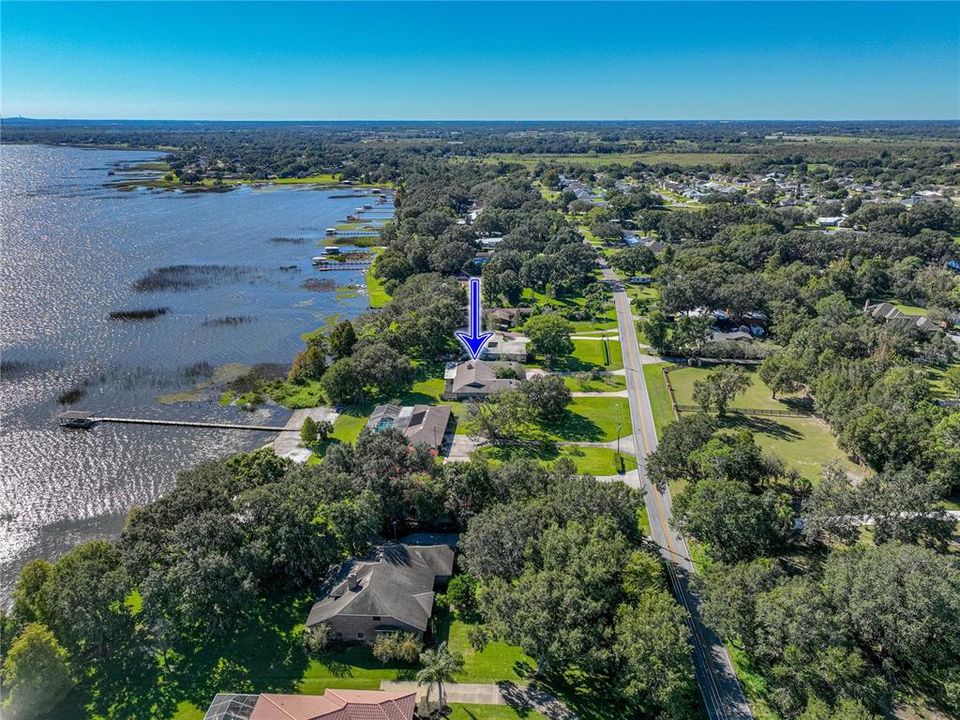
[456,278,494,360]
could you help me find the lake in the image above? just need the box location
[0,144,387,600]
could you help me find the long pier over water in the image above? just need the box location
[58,411,292,432]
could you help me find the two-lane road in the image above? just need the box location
[603,265,753,720]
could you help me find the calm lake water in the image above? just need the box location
[0,144,388,600]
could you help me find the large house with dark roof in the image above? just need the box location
[305,536,456,643]
[442,360,524,400]
[864,300,939,334]
[202,689,416,720]
[365,404,452,453]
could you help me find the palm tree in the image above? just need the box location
[416,641,465,709]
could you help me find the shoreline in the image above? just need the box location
[1,149,393,602]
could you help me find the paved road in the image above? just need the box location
[603,265,753,720]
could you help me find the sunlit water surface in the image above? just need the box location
[1,145,385,600]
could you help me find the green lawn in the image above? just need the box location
[644,363,859,481]
[479,443,635,477]
[365,253,392,309]
[297,645,417,693]
[172,702,204,720]
[448,706,548,720]
[549,338,622,371]
[549,396,630,443]
[666,365,803,412]
[559,445,637,476]
[889,300,926,316]
[166,611,535,720]
[474,394,632,468]
[641,363,675,438]
[569,313,619,333]
[716,414,861,482]
[562,373,626,393]
[439,612,532,684]
[331,407,371,444]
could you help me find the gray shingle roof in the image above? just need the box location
[306,542,455,632]
[447,360,521,396]
[365,404,452,450]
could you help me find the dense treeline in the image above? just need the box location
[633,163,960,716]
[0,440,692,718]
[5,123,959,720]
[6,119,957,186]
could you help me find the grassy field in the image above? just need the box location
[269,379,326,409]
[552,395,631,443]
[484,152,753,168]
[365,250,392,308]
[720,414,860,481]
[889,300,926,316]
[665,365,861,481]
[562,372,626,393]
[559,445,637,475]
[557,338,623,371]
[626,283,660,310]
[330,408,370,444]
[438,611,532,684]
[666,365,803,413]
[168,612,536,720]
[641,363,675,438]
[448,706,548,720]
[570,311,619,333]
[480,443,636,477]
[364,269,391,308]
[517,287,618,333]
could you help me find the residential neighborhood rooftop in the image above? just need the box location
[202,690,417,720]
[306,537,457,639]
[365,403,452,452]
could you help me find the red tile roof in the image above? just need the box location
[249,690,416,720]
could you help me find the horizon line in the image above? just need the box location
[4,116,959,124]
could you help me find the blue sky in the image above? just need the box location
[1,1,957,120]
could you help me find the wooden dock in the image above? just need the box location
[333,230,382,238]
[60,412,293,432]
[314,262,372,271]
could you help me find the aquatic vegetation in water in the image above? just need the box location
[200,316,255,327]
[157,390,209,404]
[58,387,85,405]
[269,236,311,244]
[108,307,170,321]
[132,264,255,292]
[225,363,287,395]
[302,278,337,292]
[181,361,214,379]
[0,359,49,380]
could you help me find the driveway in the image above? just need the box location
[379,680,578,719]
[443,434,481,462]
[271,407,339,462]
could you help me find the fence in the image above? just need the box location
[673,404,812,418]
[661,364,813,419]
